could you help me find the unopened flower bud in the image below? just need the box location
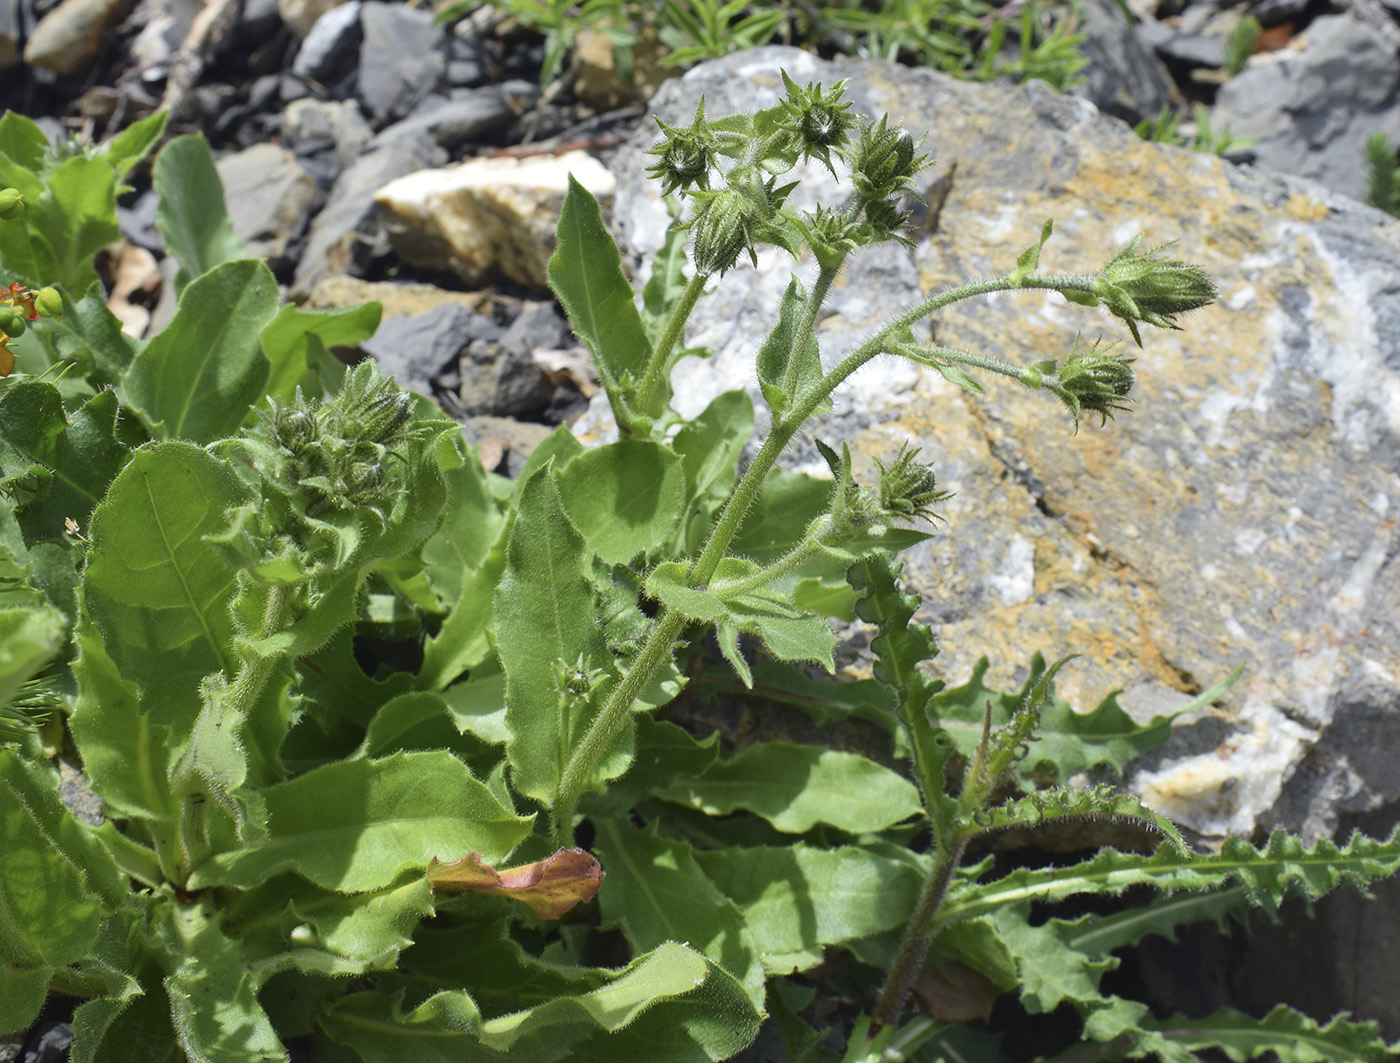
[0,188,23,220]
[851,117,922,200]
[690,188,757,277]
[0,306,27,338]
[874,444,950,525]
[1054,339,1136,428]
[1093,236,1217,345]
[33,287,62,318]
[645,100,717,197]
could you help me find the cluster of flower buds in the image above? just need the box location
[0,280,63,378]
[644,74,926,278]
[214,362,437,582]
[0,186,64,377]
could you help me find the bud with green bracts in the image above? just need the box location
[1090,235,1218,345]
[0,188,23,220]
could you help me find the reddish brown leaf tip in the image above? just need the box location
[427,847,605,919]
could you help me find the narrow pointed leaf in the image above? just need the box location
[498,467,622,806]
[152,133,245,290]
[548,176,654,421]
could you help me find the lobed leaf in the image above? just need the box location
[931,654,1232,783]
[940,827,1400,926]
[965,785,1187,855]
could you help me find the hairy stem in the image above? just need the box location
[872,833,969,1032]
[636,271,709,416]
[553,269,1073,846]
[553,609,686,846]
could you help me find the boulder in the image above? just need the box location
[373,149,616,289]
[601,47,1400,850]
[23,0,125,75]
[1213,14,1400,203]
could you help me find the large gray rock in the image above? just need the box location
[356,0,446,125]
[598,48,1400,852]
[1213,14,1400,203]
[591,47,1400,1035]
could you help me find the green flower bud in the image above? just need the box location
[850,116,923,200]
[1092,235,1218,345]
[0,188,23,220]
[778,72,854,175]
[1053,338,1136,429]
[645,100,717,197]
[801,206,862,271]
[0,306,27,338]
[874,444,951,525]
[689,188,758,277]
[32,287,62,318]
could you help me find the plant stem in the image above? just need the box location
[779,262,840,399]
[636,271,709,416]
[872,833,968,1031]
[553,609,686,846]
[552,426,793,845]
[553,268,1070,846]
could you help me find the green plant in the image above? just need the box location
[434,0,1091,95]
[1221,15,1259,78]
[1135,102,1256,156]
[657,0,788,66]
[3,78,1399,1063]
[434,0,637,88]
[1365,131,1400,217]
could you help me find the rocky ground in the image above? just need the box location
[4,1,1400,1061]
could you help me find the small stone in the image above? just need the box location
[360,301,497,397]
[23,0,125,74]
[369,81,536,151]
[278,0,343,39]
[0,0,20,72]
[215,143,321,266]
[291,0,361,82]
